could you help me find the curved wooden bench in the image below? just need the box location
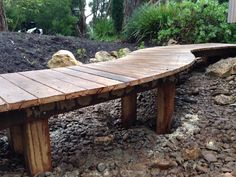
[0,43,236,176]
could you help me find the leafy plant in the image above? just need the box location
[89,18,118,41]
[4,0,77,36]
[124,0,236,44]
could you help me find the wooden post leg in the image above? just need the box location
[22,119,52,176]
[121,93,137,128]
[157,80,176,134]
[7,126,24,154]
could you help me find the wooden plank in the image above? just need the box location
[53,67,126,90]
[1,73,64,105]
[121,93,137,128]
[70,66,136,82]
[0,76,37,111]
[156,80,176,134]
[84,63,151,78]
[7,126,24,154]
[0,97,8,112]
[20,71,85,93]
[23,119,52,176]
[21,70,106,97]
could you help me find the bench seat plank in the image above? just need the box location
[1,73,64,106]
[54,68,126,90]
[84,63,152,78]
[70,66,136,82]
[20,70,107,98]
[0,76,38,110]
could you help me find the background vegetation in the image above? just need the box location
[3,0,236,44]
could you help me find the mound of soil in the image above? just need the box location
[0,33,235,177]
[0,32,135,74]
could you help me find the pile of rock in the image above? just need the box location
[90,48,131,63]
[206,57,236,106]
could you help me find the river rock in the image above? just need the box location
[149,158,175,170]
[214,94,236,105]
[182,145,201,160]
[94,135,114,145]
[48,50,81,68]
[202,151,217,162]
[206,58,236,77]
[97,163,107,172]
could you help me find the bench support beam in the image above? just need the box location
[7,126,24,154]
[23,119,52,176]
[121,93,137,128]
[157,80,176,134]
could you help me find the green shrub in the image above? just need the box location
[4,0,77,36]
[124,0,236,44]
[89,18,118,41]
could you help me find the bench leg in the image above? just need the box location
[22,119,52,176]
[7,126,24,154]
[157,80,176,134]
[121,93,137,128]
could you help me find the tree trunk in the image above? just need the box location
[124,0,142,23]
[0,0,8,31]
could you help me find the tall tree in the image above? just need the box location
[72,0,86,37]
[111,0,124,32]
[90,0,111,22]
[124,0,143,23]
[0,0,7,31]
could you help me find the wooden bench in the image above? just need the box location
[0,43,236,176]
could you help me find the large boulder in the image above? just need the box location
[206,58,236,78]
[92,51,116,63]
[47,50,81,68]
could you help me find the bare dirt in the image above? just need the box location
[0,33,235,177]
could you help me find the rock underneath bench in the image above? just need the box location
[0,43,236,176]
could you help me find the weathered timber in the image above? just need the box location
[121,93,137,128]
[23,118,52,176]
[7,126,24,154]
[156,79,176,134]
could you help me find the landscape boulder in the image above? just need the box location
[48,50,81,68]
[110,51,119,58]
[206,58,236,77]
[93,51,116,62]
[118,48,131,58]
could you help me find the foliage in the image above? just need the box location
[89,18,118,41]
[124,0,236,44]
[137,41,145,49]
[4,0,77,36]
[77,48,87,59]
[111,0,124,32]
[89,0,111,22]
